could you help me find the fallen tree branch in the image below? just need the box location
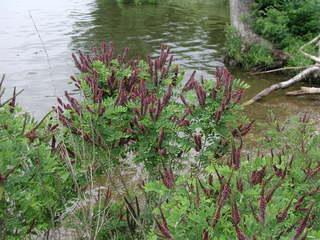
[244,33,320,106]
[243,65,320,106]
[286,87,320,96]
[251,66,312,75]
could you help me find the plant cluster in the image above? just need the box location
[225,0,320,69]
[252,0,320,67]
[1,42,320,239]
[252,0,319,44]
[0,75,76,238]
[146,114,320,239]
[51,43,251,238]
[56,42,249,175]
[225,27,274,70]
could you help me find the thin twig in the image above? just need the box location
[0,74,6,101]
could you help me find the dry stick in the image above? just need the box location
[243,65,320,106]
[33,109,53,130]
[251,66,312,75]
[286,86,320,96]
[0,74,6,103]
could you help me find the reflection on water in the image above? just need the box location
[0,0,318,119]
[0,0,228,117]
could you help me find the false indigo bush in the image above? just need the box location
[0,75,76,238]
[56,42,250,175]
[146,114,320,239]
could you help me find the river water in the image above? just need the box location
[1,0,319,120]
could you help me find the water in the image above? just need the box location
[0,0,319,120]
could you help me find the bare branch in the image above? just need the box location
[243,66,320,106]
[287,87,320,96]
[251,66,313,75]
[299,34,320,63]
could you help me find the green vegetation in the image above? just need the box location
[225,26,274,70]
[63,43,248,175]
[252,0,319,67]
[1,44,320,239]
[147,115,320,239]
[225,0,320,70]
[0,83,76,237]
[252,0,319,44]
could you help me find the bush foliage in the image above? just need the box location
[146,114,320,239]
[57,43,249,175]
[225,27,274,70]
[0,79,76,238]
[252,0,320,67]
[225,0,320,69]
[1,43,320,239]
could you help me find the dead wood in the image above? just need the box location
[243,34,320,106]
[286,87,320,96]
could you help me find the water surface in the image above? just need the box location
[0,0,318,120]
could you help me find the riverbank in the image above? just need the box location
[226,0,319,71]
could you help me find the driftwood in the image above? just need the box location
[286,87,320,96]
[251,66,313,75]
[244,35,320,106]
[243,65,320,105]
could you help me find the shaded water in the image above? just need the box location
[0,0,319,119]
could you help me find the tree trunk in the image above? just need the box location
[229,0,270,46]
[229,0,287,68]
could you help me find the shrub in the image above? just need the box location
[253,0,320,41]
[226,0,320,69]
[245,43,274,68]
[250,0,320,67]
[56,43,250,176]
[50,43,250,238]
[225,27,244,64]
[225,26,274,70]
[146,114,320,239]
[253,8,290,45]
[0,77,76,238]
